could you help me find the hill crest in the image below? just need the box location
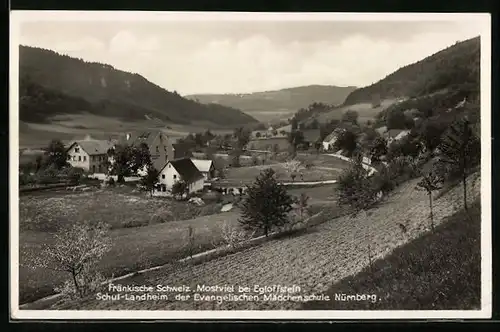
[19,45,258,127]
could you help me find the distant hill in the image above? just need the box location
[343,36,480,106]
[19,45,258,127]
[186,85,357,123]
[294,36,480,127]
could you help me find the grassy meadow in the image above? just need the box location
[19,186,240,304]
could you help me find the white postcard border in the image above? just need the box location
[9,11,492,320]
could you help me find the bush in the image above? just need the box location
[106,177,116,186]
[388,156,421,181]
[68,167,85,185]
[34,166,60,185]
[218,221,254,249]
[19,173,36,186]
[337,155,377,212]
[370,166,396,195]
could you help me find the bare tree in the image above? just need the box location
[438,118,480,211]
[416,171,443,231]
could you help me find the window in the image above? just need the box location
[83,156,86,161]
[75,147,80,153]
[92,165,96,173]
[78,156,82,161]
[162,174,165,179]
[165,155,168,161]
[73,156,76,161]
[91,156,94,162]
[161,184,166,192]
[173,174,177,180]
[156,146,159,153]
[67,155,71,160]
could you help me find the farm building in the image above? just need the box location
[191,158,216,180]
[66,139,114,173]
[119,131,174,173]
[154,158,204,196]
[375,126,388,136]
[322,128,346,151]
[385,129,411,146]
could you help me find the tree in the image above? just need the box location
[341,110,359,125]
[230,148,242,167]
[141,166,160,197]
[416,171,443,231]
[133,143,152,171]
[438,118,480,210]
[272,144,279,155]
[239,168,294,237]
[27,221,111,298]
[172,180,188,200]
[333,129,359,157]
[386,109,408,130]
[370,136,388,163]
[46,139,69,170]
[419,118,449,152]
[310,118,320,129]
[107,144,133,183]
[35,155,45,172]
[337,154,375,213]
[288,130,304,152]
[108,143,152,182]
[203,130,215,145]
[194,133,205,147]
[283,159,305,182]
[68,167,85,185]
[213,157,226,178]
[233,127,251,150]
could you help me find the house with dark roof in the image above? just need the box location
[154,157,205,196]
[322,127,346,151]
[384,129,411,146]
[119,131,174,172]
[66,139,115,173]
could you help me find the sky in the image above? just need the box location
[18,16,482,95]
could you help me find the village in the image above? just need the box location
[20,118,413,200]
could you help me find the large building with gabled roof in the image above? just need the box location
[66,139,115,173]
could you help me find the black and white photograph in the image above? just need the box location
[10,11,491,320]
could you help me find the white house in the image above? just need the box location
[322,128,345,151]
[386,129,411,146]
[154,158,204,196]
[191,158,215,181]
[66,139,115,173]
